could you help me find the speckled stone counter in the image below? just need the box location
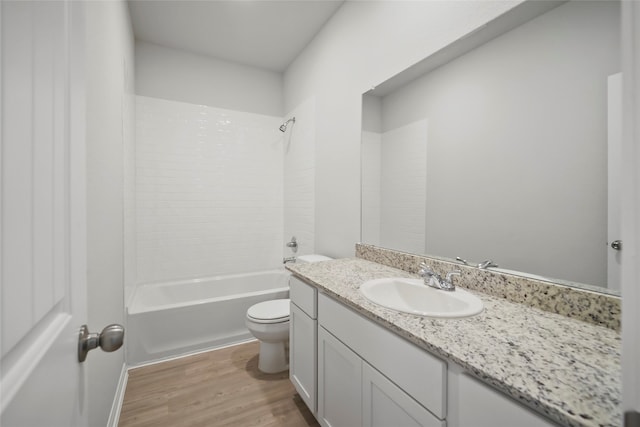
[286,258,621,427]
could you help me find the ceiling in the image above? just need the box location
[128,0,345,72]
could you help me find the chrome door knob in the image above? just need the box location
[610,240,622,251]
[78,324,125,363]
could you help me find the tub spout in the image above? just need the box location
[283,256,296,264]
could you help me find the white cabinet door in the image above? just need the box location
[363,362,444,427]
[317,327,362,427]
[1,2,89,426]
[290,302,317,413]
[448,369,557,427]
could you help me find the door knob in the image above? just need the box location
[610,240,622,251]
[78,324,125,363]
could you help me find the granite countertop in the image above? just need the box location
[286,258,621,427]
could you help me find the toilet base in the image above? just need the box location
[258,340,289,374]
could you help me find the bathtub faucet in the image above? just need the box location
[283,256,296,264]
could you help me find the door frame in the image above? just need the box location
[621,0,640,419]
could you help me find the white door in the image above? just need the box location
[607,73,622,291]
[1,1,89,426]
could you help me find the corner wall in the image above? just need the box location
[284,1,526,257]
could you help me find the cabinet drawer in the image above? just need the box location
[318,293,447,419]
[290,276,317,318]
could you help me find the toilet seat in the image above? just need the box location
[247,299,290,324]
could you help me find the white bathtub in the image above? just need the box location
[127,270,290,365]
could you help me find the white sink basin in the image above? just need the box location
[359,278,483,318]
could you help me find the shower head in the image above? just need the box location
[279,117,296,132]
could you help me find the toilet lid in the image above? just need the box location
[247,299,290,323]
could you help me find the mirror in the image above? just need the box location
[361,0,621,295]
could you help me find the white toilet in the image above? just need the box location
[246,254,332,374]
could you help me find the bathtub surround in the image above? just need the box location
[356,244,621,331]
[283,97,316,258]
[135,96,284,284]
[286,258,621,427]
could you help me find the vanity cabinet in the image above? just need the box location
[318,293,446,427]
[317,324,443,427]
[289,277,318,413]
[290,276,559,427]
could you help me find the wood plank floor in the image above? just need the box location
[118,341,320,427]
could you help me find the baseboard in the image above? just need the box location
[107,363,128,427]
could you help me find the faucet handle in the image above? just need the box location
[286,236,298,253]
[445,269,462,282]
[477,260,498,269]
[418,262,436,278]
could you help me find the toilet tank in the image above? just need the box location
[296,254,332,263]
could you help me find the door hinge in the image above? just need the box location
[625,411,640,427]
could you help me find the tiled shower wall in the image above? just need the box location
[361,130,381,246]
[135,96,284,284]
[361,120,428,255]
[283,97,316,258]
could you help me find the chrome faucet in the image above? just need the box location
[283,256,296,264]
[418,262,461,291]
[477,260,498,269]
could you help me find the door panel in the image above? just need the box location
[290,302,317,413]
[363,362,444,427]
[1,1,88,426]
[317,327,362,427]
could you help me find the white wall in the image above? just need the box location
[135,96,283,283]
[135,41,283,117]
[379,1,619,286]
[85,1,134,425]
[284,1,527,258]
[283,97,316,258]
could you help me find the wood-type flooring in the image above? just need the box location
[118,341,320,427]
